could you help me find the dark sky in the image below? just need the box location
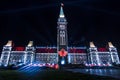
[0,0,120,49]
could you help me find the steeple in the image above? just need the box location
[59,3,65,18]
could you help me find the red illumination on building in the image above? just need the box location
[69,48,86,53]
[55,64,59,69]
[14,47,25,51]
[36,48,57,53]
[98,48,107,52]
[58,48,67,57]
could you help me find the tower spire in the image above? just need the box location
[59,3,65,18]
[57,3,68,65]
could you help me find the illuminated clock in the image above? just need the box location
[60,25,65,29]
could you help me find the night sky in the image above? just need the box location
[0,0,120,50]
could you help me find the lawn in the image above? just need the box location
[0,69,118,80]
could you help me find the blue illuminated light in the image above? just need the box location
[4,64,7,67]
[61,60,65,65]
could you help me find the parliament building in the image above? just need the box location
[0,4,120,67]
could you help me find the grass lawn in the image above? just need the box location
[0,69,118,80]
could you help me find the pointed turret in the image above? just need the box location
[90,42,95,47]
[5,40,12,46]
[108,42,114,47]
[27,41,33,47]
[59,3,65,18]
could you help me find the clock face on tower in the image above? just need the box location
[60,25,65,30]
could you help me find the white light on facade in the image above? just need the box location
[61,60,65,65]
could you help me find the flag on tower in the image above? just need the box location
[61,3,64,6]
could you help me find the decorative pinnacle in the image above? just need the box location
[59,3,65,18]
[90,42,95,47]
[27,41,33,47]
[6,40,12,46]
[108,42,114,47]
